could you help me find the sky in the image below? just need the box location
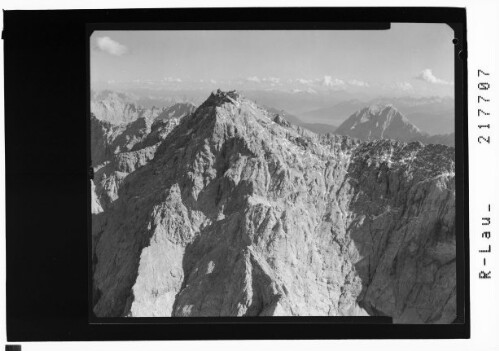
[91,24,455,97]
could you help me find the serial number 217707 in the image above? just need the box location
[478,69,491,144]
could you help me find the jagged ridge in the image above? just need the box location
[92,90,456,322]
[91,101,196,213]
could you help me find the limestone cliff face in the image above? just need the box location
[92,90,455,322]
[346,141,455,322]
[91,101,195,213]
[91,114,153,166]
[91,116,181,212]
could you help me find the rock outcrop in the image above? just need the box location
[92,90,456,323]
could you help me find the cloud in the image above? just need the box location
[244,76,282,85]
[246,76,261,83]
[262,77,280,84]
[396,82,413,91]
[292,87,317,94]
[163,77,182,83]
[95,36,128,56]
[348,79,369,87]
[296,78,314,85]
[296,76,344,88]
[321,76,345,87]
[415,69,452,85]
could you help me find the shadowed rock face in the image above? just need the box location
[91,116,180,212]
[91,90,456,322]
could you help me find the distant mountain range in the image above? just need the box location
[92,88,454,135]
[301,96,454,135]
[264,106,337,135]
[91,89,454,147]
[335,105,454,146]
[241,89,366,116]
[91,90,196,125]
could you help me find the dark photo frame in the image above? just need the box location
[4,7,468,341]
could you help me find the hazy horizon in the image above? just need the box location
[91,24,455,99]
[91,25,455,133]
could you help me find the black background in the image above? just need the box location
[4,7,469,341]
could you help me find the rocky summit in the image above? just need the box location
[91,90,456,322]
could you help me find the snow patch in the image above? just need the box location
[206,261,215,274]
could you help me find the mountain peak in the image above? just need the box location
[366,103,394,115]
[363,104,400,118]
[335,104,424,142]
[202,89,243,108]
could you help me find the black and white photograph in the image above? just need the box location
[11,1,499,349]
[90,26,457,322]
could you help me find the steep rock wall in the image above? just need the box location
[92,91,456,322]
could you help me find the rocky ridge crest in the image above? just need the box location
[92,90,456,322]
